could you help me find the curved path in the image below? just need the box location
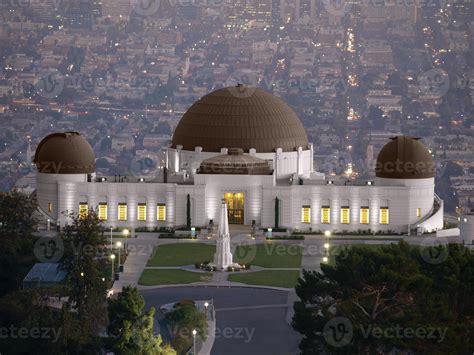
[141,286,301,355]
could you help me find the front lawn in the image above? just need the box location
[138,269,213,286]
[233,243,303,268]
[147,243,216,267]
[228,270,300,288]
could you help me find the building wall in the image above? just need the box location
[43,173,441,234]
[168,144,314,179]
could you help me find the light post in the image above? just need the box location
[110,254,116,280]
[123,229,129,238]
[110,226,113,250]
[116,241,122,269]
[192,329,197,355]
[324,231,331,264]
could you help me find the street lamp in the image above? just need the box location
[123,229,129,238]
[116,241,123,269]
[192,329,197,355]
[110,254,116,280]
[110,226,113,250]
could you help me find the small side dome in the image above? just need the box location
[34,132,96,174]
[198,148,272,175]
[375,136,435,179]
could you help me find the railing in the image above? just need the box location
[412,194,443,231]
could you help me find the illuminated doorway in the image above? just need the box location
[224,192,245,224]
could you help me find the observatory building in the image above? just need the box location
[33,86,444,234]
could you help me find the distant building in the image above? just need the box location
[61,0,95,29]
[102,0,131,22]
[295,0,317,22]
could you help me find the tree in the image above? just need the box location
[59,210,108,352]
[166,302,208,354]
[186,194,191,230]
[0,191,37,297]
[107,286,175,355]
[292,242,474,354]
[0,289,65,354]
[0,190,37,238]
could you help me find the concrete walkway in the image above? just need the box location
[112,235,157,293]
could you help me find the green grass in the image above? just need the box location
[234,243,303,268]
[228,270,300,288]
[138,269,213,286]
[147,243,216,267]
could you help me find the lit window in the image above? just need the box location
[321,206,331,224]
[48,202,52,213]
[118,203,127,221]
[137,204,147,221]
[380,208,389,225]
[417,208,421,218]
[341,207,350,224]
[360,207,369,225]
[301,206,311,224]
[79,203,88,219]
[157,204,166,222]
[98,203,108,221]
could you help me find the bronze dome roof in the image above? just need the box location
[172,86,309,153]
[34,132,96,174]
[199,148,272,175]
[375,136,435,179]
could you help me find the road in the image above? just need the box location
[141,287,301,355]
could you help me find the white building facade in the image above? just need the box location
[34,87,444,235]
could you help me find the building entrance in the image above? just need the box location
[224,192,245,224]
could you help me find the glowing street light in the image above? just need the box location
[110,254,116,280]
[123,229,129,237]
[192,329,197,354]
[324,231,331,237]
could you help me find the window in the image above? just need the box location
[301,206,311,224]
[321,206,331,224]
[118,203,127,221]
[48,203,52,213]
[360,207,369,225]
[157,204,166,221]
[137,204,147,221]
[79,203,88,219]
[417,208,421,219]
[98,203,108,221]
[341,207,350,224]
[380,208,389,225]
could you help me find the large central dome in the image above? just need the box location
[172,86,309,153]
